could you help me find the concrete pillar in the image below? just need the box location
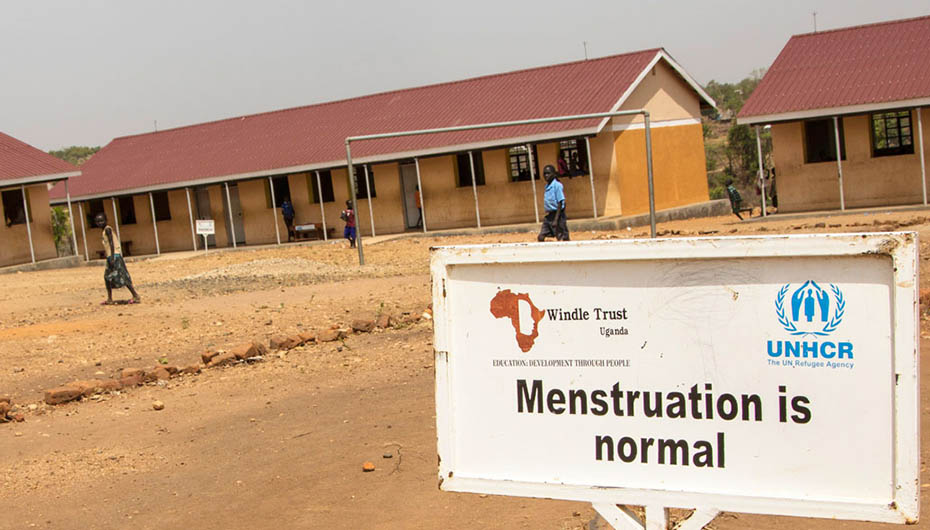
[65,180,78,255]
[268,176,281,245]
[78,202,88,261]
[148,192,160,255]
[467,152,480,228]
[21,185,34,263]
[315,171,328,240]
[526,144,540,223]
[834,116,845,211]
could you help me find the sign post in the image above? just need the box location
[432,233,919,529]
[195,219,215,254]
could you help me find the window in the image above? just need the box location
[558,138,589,177]
[872,110,914,157]
[151,191,171,221]
[456,152,485,187]
[308,171,335,203]
[264,175,291,208]
[2,189,32,226]
[85,199,105,227]
[354,165,376,199]
[508,145,539,182]
[804,118,846,163]
[118,196,136,225]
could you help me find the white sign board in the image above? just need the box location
[196,219,215,235]
[432,233,919,525]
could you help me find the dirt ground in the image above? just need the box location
[3,210,930,529]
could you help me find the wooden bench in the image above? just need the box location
[96,240,132,259]
[294,224,335,241]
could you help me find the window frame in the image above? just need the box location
[308,170,335,203]
[264,175,292,208]
[803,118,846,164]
[455,152,485,187]
[558,138,590,177]
[353,165,377,199]
[117,196,137,225]
[1,188,32,227]
[871,110,915,158]
[508,145,540,182]
[151,191,171,222]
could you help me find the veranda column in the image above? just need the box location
[21,185,35,263]
[185,187,197,250]
[148,192,160,255]
[268,176,281,245]
[111,198,121,241]
[65,180,78,254]
[315,171,328,240]
[414,158,427,232]
[78,202,89,261]
[755,125,767,217]
[467,152,481,228]
[834,116,846,211]
[526,144,540,223]
[224,182,237,248]
[917,107,927,205]
[363,165,375,237]
[585,137,597,218]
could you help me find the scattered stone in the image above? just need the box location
[44,386,82,405]
[27,404,37,411]
[318,329,341,342]
[94,371,106,377]
[286,335,304,348]
[179,364,201,375]
[298,332,316,344]
[207,353,238,368]
[375,314,393,329]
[382,452,393,459]
[352,319,375,333]
[231,342,267,360]
[152,401,165,411]
[11,413,24,422]
[119,374,143,388]
[163,365,179,376]
[362,461,375,472]
[0,401,10,417]
[201,350,220,364]
[151,367,171,381]
[269,336,290,350]
[0,395,10,405]
[121,368,144,379]
[814,222,826,228]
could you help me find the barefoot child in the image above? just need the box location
[95,212,141,304]
[340,200,356,248]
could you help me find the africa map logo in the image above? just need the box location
[490,290,545,352]
[775,280,845,336]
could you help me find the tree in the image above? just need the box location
[48,146,100,166]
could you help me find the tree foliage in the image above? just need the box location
[48,146,100,166]
[50,206,74,257]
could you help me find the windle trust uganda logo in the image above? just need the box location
[774,280,845,337]
[490,290,545,352]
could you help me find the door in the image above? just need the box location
[400,163,419,229]
[194,186,216,247]
[222,183,246,245]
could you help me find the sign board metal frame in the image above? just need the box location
[195,219,215,253]
[431,233,919,527]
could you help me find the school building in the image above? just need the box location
[738,16,930,213]
[50,48,716,257]
[0,132,81,267]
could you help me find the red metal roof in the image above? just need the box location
[0,132,78,185]
[739,15,930,122]
[50,48,700,200]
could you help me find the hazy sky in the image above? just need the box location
[2,0,928,151]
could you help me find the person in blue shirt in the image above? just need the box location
[281,197,296,241]
[538,164,569,241]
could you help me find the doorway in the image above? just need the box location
[222,183,246,245]
[193,187,216,248]
[399,163,420,229]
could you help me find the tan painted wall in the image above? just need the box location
[612,60,703,128]
[772,107,930,212]
[0,183,58,266]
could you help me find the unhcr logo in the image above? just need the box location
[768,281,853,361]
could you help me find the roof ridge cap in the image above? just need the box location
[791,13,930,39]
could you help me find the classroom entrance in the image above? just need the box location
[399,163,420,229]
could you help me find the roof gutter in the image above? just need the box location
[0,170,79,191]
[738,96,930,125]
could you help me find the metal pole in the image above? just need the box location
[526,143,540,223]
[111,198,120,241]
[917,107,927,206]
[21,185,35,263]
[185,187,197,250]
[344,143,364,265]
[268,176,281,245]
[78,202,88,261]
[148,192,160,255]
[315,170,328,240]
[467,151,481,228]
[414,157,427,232]
[644,113,657,238]
[224,182,237,248]
[834,116,845,211]
[755,125,767,217]
[585,136,597,218]
[65,180,78,255]
[363,164,375,237]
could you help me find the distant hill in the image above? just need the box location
[48,146,100,166]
